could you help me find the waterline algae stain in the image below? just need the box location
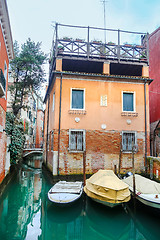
[0,158,160,239]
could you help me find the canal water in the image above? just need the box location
[0,158,160,240]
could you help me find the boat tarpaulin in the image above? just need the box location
[123,174,160,194]
[84,170,131,203]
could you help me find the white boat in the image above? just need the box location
[48,181,83,204]
[84,170,131,208]
[123,174,160,209]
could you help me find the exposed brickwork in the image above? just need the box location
[45,129,149,175]
[147,157,160,180]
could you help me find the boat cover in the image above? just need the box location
[123,174,160,194]
[84,170,131,203]
[50,181,82,194]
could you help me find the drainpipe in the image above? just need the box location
[46,94,50,166]
[57,73,63,175]
[144,80,147,173]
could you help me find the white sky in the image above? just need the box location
[6,0,160,95]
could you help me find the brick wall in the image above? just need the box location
[147,157,160,180]
[45,129,148,175]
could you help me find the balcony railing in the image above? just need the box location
[24,143,43,149]
[50,23,149,65]
[0,69,6,97]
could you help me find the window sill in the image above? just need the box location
[121,112,138,117]
[68,110,87,115]
[69,150,84,153]
[122,150,133,153]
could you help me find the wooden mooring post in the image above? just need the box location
[83,151,86,186]
[132,145,136,198]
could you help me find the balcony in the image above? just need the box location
[50,23,149,65]
[0,69,6,97]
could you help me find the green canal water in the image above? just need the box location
[0,159,160,240]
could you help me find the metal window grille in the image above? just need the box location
[122,132,135,151]
[69,130,84,151]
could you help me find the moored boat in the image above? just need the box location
[48,181,83,204]
[123,174,160,209]
[84,170,131,208]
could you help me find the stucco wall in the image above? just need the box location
[44,73,150,175]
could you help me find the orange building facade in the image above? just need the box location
[0,0,14,183]
[44,24,151,176]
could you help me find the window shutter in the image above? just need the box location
[123,93,134,111]
[70,132,76,150]
[77,132,83,151]
[72,90,84,109]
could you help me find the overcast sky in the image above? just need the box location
[7,0,160,93]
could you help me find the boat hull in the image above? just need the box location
[84,170,131,208]
[135,193,160,209]
[48,191,83,204]
[48,181,83,205]
[123,174,160,210]
[90,197,122,208]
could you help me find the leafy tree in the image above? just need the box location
[9,39,47,116]
[5,112,25,163]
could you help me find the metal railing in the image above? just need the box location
[24,144,43,149]
[50,23,149,64]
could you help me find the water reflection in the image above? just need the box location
[0,160,160,240]
[0,161,43,240]
[126,202,160,240]
[23,154,43,169]
[85,198,130,240]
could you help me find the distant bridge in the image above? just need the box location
[23,144,43,158]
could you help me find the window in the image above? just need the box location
[69,130,85,152]
[122,132,136,151]
[71,89,84,110]
[123,92,134,112]
[33,100,36,111]
[52,93,55,111]
[4,62,7,80]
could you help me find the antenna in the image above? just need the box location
[101,0,108,44]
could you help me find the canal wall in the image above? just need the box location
[0,164,18,198]
[42,163,91,184]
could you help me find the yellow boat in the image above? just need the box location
[84,170,131,208]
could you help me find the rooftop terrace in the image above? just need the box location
[50,23,149,65]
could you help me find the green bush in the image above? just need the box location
[5,112,25,164]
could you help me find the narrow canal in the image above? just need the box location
[0,157,160,240]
